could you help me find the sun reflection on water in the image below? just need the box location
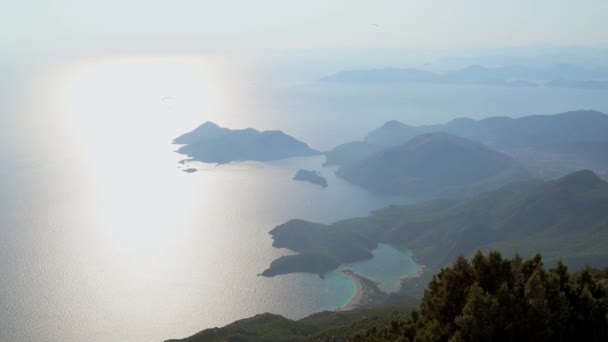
[54,55,240,246]
[1,55,422,342]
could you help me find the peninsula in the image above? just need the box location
[262,170,608,278]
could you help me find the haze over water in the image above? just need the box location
[2,54,608,341]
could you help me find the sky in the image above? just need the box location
[2,0,608,55]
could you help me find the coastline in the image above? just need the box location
[339,261,427,311]
[338,270,373,311]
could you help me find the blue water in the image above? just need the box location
[1,55,607,341]
[0,150,410,342]
[341,244,419,293]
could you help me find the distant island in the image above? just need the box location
[293,169,328,187]
[174,122,320,164]
[182,168,198,173]
[320,64,608,89]
[325,110,608,181]
[546,79,608,89]
[262,170,608,278]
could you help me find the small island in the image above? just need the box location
[293,169,328,187]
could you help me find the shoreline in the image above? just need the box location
[339,262,427,311]
[338,270,372,311]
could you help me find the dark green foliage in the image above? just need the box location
[353,252,608,342]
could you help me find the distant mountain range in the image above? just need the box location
[546,79,608,89]
[321,64,608,88]
[262,170,608,278]
[326,110,608,182]
[174,122,320,163]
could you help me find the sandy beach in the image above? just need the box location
[339,263,427,311]
[338,270,372,311]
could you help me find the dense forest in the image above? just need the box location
[353,251,608,341]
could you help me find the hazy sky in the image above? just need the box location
[3,0,608,54]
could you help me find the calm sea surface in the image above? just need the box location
[1,55,607,341]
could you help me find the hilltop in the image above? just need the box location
[336,132,530,197]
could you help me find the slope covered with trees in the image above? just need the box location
[354,252,608,341]
[262,170,608,278]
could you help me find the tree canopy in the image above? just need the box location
[354,251,608,342]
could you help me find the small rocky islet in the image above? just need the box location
[292,169,328,188]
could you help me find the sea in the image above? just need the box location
[1,54,607,341]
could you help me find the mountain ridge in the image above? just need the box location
[325,110,608,179]
[336,132,531,197]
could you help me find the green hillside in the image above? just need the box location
[262,170,608,278]
[166,301,416,342]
